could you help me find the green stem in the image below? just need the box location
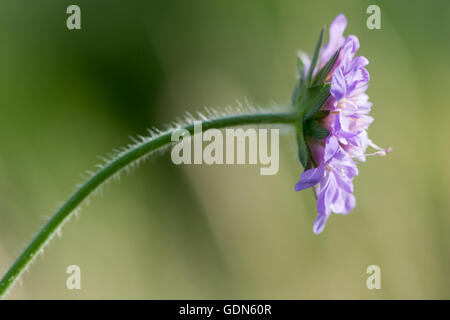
[0,110,298,298]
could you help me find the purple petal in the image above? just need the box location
[329,14,347,42]
[319,19,361,76]
[349,56,369,70]
[331,191,356,214]
[349,114,373,132]
[330,187,346,213]
[341,35,360,60]
[330,66,347,101]
[316,173,336,216]
[345,193,356,212]
[295,163,325,191]
[320,14,347,66]
[313,212,329,234]
[335,174,354,193]
[324,136,340,162]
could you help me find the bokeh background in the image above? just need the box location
[0,0,449,299]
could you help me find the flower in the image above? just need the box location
[295,14,390,234]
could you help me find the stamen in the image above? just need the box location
[354,146,392,158]
[368,139,385,152]
[367,139,392,156]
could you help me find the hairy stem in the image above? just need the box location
[0,110,298,297]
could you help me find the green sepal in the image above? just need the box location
[305,120,330,140]
[303,83,331,120]
[296,121,309,169]
[306,27,325,85]
[310,110,330,121]
[294,83,330,169]
[291,52,307,107]
[312,48,340,86]
[291,27,335,171]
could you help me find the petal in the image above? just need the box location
[330,186,346,213]
[320,14,347,69]
[335,174,354,193]
[345,193,356,212]
[349,114,373,131]
[325,15,347,54]
[344,130,370,162]
[294,163,325,192]
[329,14,347,43]
[340,35,360,63]
[331,189,355,214]
[348,36,360,54]
[348,67,370,94]
[324,135,340,162]
[317,173,336,215]
[331,66,347,101]
[338,112,353,132]
[349,55,369,69]
[313,212,329,234]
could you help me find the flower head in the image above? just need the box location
[294,14,390,234]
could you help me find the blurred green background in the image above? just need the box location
[0,0,449,299]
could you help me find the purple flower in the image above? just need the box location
[296,136,358,234]
[295,14,390,234]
